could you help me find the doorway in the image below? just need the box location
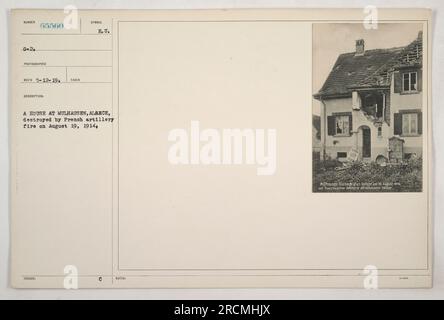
[362,127,371,158]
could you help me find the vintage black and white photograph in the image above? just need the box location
[313,23,424,192]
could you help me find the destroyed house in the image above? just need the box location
[314,32,423,163]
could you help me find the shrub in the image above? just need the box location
[313,157,422,192]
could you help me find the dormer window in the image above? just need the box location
[403,72,417,92]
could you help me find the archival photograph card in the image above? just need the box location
[312,23,425,193]
[9,8,432,288]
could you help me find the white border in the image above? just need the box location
[1,0,443,299]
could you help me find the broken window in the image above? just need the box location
[403,72,417,92]
[335,115,349,135]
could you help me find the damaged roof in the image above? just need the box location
[314,32,423,99]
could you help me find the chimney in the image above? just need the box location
[417,31,423,40]
[355,39,365,56]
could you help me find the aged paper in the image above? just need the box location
[10,9,432,288]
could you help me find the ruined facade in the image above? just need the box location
[314,32,423,163]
